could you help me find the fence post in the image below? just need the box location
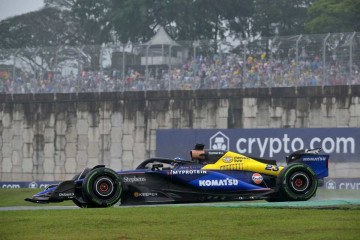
[12,49,19,85]
[99,44,104,92]
[242,42,247,87]
[34,48,41,93]
[295,35,302,82]
[122,43,126,92]
[77,46,85,94]
[270,37,277,87]
[193,41,199,88]
[169,45,173,91]
[145,44,150,91]
[349,32,356,84]
[323,33,330,85]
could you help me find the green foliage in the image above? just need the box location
[111,0,253,52]
[0,0,359,49]
[306,0,360,33]
[0,8,77,49]
[111,0,155,43]
[252,0,315,36]
[71,0,113,45]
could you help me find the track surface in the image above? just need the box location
[1,199,359,211]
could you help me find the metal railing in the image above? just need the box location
[0,32,359,94]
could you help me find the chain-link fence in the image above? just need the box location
[0,32,359,94]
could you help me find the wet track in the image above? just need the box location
[1,198,360,211]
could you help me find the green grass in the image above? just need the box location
[1,188,359,207]
[0,189,360,240]
[0,189,73,207]
[1,207,360,240]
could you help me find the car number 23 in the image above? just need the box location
[265,165,279,171]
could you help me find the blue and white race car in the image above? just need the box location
[26,144,329,208]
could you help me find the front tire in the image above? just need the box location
[82,167,122,208]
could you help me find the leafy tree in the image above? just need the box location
[0,8,77,49]
[3,0,359,52]
[44,0,74,10]
[71,0,113,45]
[45,0,113,45]
[226,0,254,38]
[111,0,253,52]
[305,0,360,33]
[111,0,157,43]
[252,0,314,37]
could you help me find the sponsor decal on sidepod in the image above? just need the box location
[199,178,239,187]
[134,192,158,197]
[123,176,146,183]
[252,173,263,184]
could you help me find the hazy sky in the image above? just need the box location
[0,0,44,21]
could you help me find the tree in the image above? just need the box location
[252,0,314,37]
[111,0,253,52]
[45,0,113,45]
[305,0,360,33]
[111,0,157,43]
[0,8,77,49]
[71,0,113,45]
[44,0,74,10]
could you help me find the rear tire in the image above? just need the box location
[82,167,122,208]
[269,163,318,201]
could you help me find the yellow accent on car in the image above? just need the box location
[201,151,284,176]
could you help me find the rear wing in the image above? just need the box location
[299,154,329,179]
[286,148,329,179]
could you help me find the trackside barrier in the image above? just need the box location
[0,181,59,189]
[325,178,360,190]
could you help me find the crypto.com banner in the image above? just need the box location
[156,128,359,162]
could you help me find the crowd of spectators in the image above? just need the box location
[1,52,359,94]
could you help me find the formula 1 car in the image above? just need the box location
[25,144,329,208]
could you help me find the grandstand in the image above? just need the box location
[0,32,359,94]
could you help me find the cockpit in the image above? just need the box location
[135,158,192,171]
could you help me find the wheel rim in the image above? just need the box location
[290,172,310,192]
[94,176,114,198]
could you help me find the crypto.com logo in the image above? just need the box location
[326,180,336,190]
[210,131,229,151]
[29,182,38,188]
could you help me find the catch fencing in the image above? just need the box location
[0,32,359,93]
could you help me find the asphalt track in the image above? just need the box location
[1,198,359,211]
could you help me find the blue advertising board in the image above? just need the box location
[156,128,360,163]
[325,178,360,190]
[0,181,58,189]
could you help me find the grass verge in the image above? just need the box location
[0,188,360,239]
[1,206,360,240]
[0,188,73,207]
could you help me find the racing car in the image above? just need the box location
[25,144,329,208]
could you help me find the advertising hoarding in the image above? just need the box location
[156,128,359,163]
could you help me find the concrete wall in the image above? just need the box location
[1,85,360,181]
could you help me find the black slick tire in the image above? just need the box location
[276,163,318,201]
[82,167,122,208]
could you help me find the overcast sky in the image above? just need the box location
[0,0,44,21]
